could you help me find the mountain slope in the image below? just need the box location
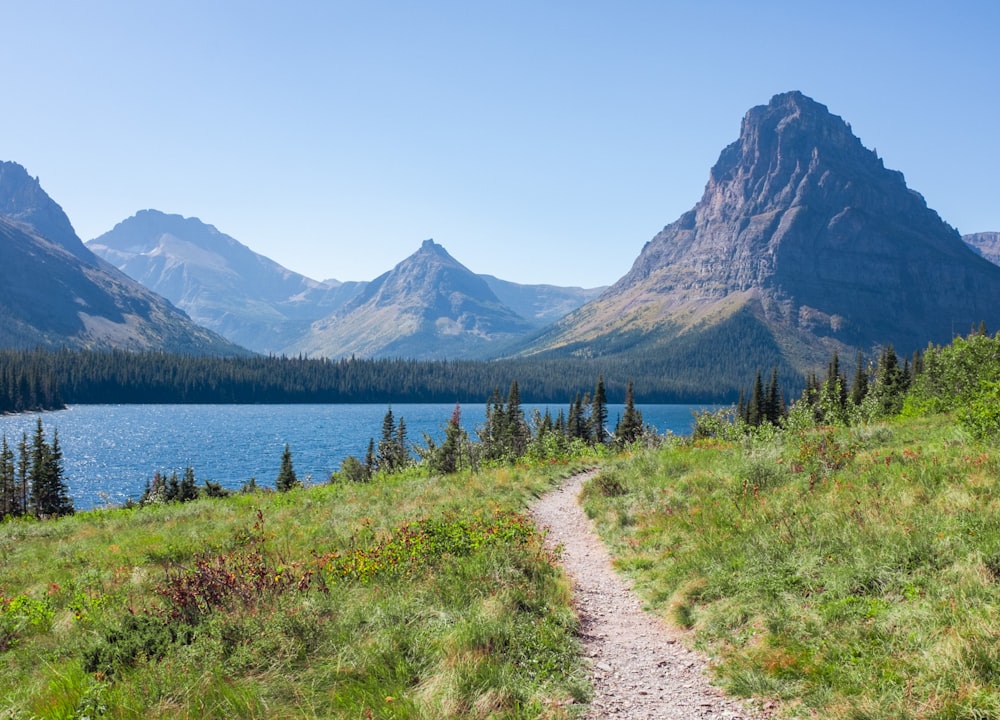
[480,275,607,327]
[290,239,536,359]
[0,163,245,354]
[88,210,363,353]
[519,92,1000,388]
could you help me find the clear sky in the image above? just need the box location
[2,1,997,288]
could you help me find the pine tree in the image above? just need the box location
[591,376,608,444]
[0,435,16,517]
[179,466,198,502]
[394,416,409,470]
[747,370,764,426]
[16,433,28,515]
[505,380,529,458]
[850,351,869,407]
[614,379,644,446]
[45,429,72,516]
[276,444,300,491]
[364,438,376,479]
[765,367,784,424]
[377,406,398,472]
[432,404,466,475]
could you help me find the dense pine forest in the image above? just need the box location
[0,347,760,414]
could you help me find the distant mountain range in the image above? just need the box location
[88,214,604,358]
[516,91,1000,391]
[88,210,364,353]
[4,90,1000,398]
[0,163,244,355]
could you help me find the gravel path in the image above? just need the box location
[530,469,768,720]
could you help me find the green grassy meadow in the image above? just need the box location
[0,464,591,719]
[582,415,1000,718]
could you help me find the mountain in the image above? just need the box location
[88,210,364,353]
[518,92,1000,391]
[480,275,607,327]
[289,239,536,359]
[0,162,245,355]
[964,232,1000,266]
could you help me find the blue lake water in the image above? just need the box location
[0,403,715,510]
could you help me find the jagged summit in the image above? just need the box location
[0,161,89,259]
[520,91,1000,389]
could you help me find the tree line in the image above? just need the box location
[0,347,743,414]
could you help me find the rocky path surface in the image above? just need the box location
[530,470,767,720]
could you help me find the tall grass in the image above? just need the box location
[581,415,1000,718]
[0,463,591,718]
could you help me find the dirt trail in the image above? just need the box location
[530,469,766,719]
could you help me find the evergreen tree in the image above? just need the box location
[276,444,300,491]
[614,379,644,446]
[364,438,376,479]
[0,435,16,517]
[591,376,608,444]
[747,370,764,426]
[430,404,466,475]
[765,367,784,424]
[377,406,399,472]
[505,380,529,458]
[394,416,409,469]
[45,429,72,516]
[16,433,28,515]
[179,466,198,502]
[850,351,869,407]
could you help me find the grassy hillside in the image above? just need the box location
[0,464,591,719]
[581,414,1000,718]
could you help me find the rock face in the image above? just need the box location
[290,239,536,359]
[964,232,1000,266]
[88,210,364,353]
[521,92,1000,382]
[0,162,245,354]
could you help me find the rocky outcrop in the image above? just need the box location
[521,92,1000,381]
[0,164,246,354]
[290,239,536,359]
[88,210,363,353]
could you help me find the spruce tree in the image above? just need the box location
[16,433,28,515]
[850,351,869,407]
[765,367,784,425]
[179,466,198,502]
[747,370,764,426]
[505,380,529,458]
[614,379,644,446]
[377,407,397,472]
[591,376,608,444]
[45,429,72,516]
[276,444,300,492]
[0,435,15,517]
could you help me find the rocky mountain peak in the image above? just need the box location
[523,91,1000,384]
[0,161,89,259]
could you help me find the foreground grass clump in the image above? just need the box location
[0,464,590,718]
[582,415,1000,719]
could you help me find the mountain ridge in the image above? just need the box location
[0,165,246,355]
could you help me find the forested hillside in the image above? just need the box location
[0,347,752,413]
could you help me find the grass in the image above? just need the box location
[581,414,1000,718]
[0,462,592,719]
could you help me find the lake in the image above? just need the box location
[0,403,716,510]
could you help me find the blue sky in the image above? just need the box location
[2,1,997,287]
